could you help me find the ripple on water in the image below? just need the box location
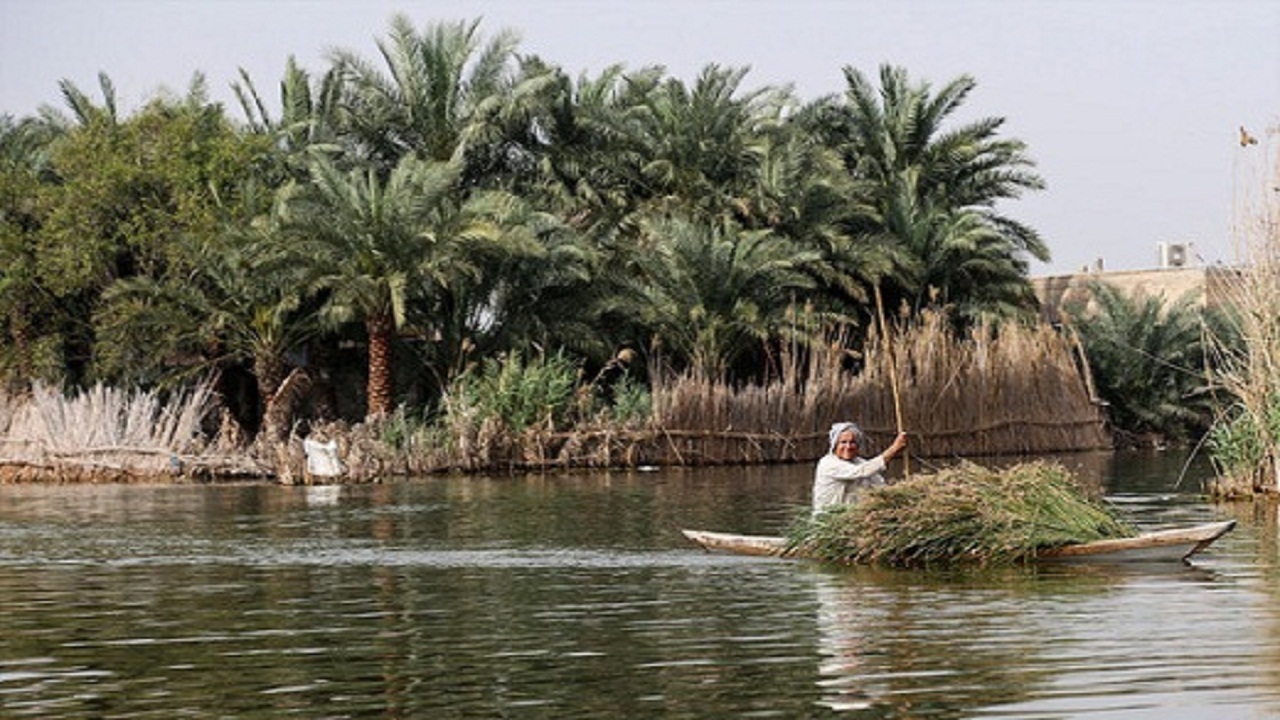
[1,475,1278,719]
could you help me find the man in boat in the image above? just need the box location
[812,422,908,513]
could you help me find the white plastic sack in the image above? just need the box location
[303,438,344,478]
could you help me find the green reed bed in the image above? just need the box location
[789,461,1137,567]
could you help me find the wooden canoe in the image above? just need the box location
[681,519,1237,564]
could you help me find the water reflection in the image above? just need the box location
[811,566,1068,716]
[1215,496,1280,706]
[2,454,1280,718]
[809,555,1261,718]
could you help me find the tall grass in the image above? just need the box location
[0,382,213,478]
[5,383,210,453]
[861,311,1110,456]
[1209,128,1280,495]
[446,350,580,434]
[651,309,1109,460]
[385,350,652,472]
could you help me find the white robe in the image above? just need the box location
[811,453,887,512]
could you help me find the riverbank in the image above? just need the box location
[0,424,831,484]
[0,311,1120,485]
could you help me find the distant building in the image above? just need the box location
[1031,242,1240,323]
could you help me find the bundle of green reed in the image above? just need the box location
[788,461,1136,567]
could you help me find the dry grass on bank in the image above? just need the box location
[0,383,264,482]
[650,310,1110,464]
[1209,130,1280,496]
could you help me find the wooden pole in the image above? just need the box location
[874,284,909,477]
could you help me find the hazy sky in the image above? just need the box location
[2,0,1277,275]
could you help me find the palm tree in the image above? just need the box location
[524,64,843,374]
[632,212,823,377]
[880,187,1037,322]
[632,64,792,225]
[281,153,535,418]
[802,64,1047,319]
[232,56,345,180]
[745,122,891,323]
[1066,282,1217,444]
[531,62,793,228]
[95,220,315,423]
[46,72,119,128]
[514,63,661,232]
[329,15,556,175]
[451,209,603,363]
[482,63,670,366]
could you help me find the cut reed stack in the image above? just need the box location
[788,461,1137,567]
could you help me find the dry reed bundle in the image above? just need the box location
[789,461,1136,567]
[0,383,213,476]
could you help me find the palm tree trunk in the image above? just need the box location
[366,313,394,418]
[255,353,288,441]
[255,354,285,418]
[7,304,30,393]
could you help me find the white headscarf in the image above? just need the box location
[828,422,865,454]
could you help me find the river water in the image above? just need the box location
[1,451,1277,719]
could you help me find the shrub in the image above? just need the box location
[444,351,580,434]
[1208,393,1280,494]
[605,374,652,426]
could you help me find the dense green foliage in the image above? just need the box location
[0,15,1048,431]
[789,461,1136,567]
[1066,281,1229,445]
[799,65,1047,325]
[446,350,580,433]
[1208,393,1280,492]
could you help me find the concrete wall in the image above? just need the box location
[1032,266,1239,322]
